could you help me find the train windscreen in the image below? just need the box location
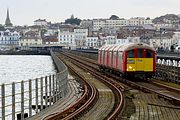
[137,49,143,58]
[146,50,153,58]
[127,50,134,58]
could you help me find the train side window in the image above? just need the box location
[127,50,134,58]
[146,50,153,58]
[137,49,143,58]
[113,51,116,55]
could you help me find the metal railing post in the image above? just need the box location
[56,74,58,100]
[45,76,48,108]
[29,80,32,117]
[12,82,15,120]
[40,77,43,110]
[49,75,52,105]
[35,78,38,113]
[59,74,61,99]
[21,81,24,120]
[52,75,55,103]
[1,84,5,120]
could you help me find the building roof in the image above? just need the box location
[42,36,58,42]
[34,19,47,22]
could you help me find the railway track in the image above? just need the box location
[43,58,98,119]
[44,52,124,120]
[64,50,180,120]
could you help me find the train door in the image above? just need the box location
[136,49,144,71]
[113,51,117,68]
[105,51,108,66]
[117,51,123,71]
[108,51,112,67]
[98,50,101,64]
[101,50,104,65]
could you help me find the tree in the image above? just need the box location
[109,15,119,20]
[0,24,5,31]
[40,29,47,37]
[65,15,81,25]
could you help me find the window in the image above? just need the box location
[146,50,153,58]
[137,49,143,58]
[127,50,134,58]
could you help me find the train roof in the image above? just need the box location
[99,43,155,52]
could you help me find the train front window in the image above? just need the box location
[137,49,143,58]
[127,50,134,58]
[146,50,153,58]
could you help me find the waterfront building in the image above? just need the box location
[74,28,88,48]
[86,36,98,49]
[0,30,20,50]
[150,37,174,50]
[19,31,42,50]
[104,36,117,45]
[116,38,129,45]
[58,30,76,49]
[172,32,180,46]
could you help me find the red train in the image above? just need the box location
[98,43,156,79]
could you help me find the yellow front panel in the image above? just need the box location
[136,58,144,71]
[127,58,153,72]
[144,58,153,71]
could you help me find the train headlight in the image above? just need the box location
[129,66,133,69]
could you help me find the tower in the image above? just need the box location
[5,8,13,28]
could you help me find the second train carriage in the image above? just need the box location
[98,43,156,79]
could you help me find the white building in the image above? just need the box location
[105,19,128,29]
[92,17,153,31]
[150,37,174,50]
[116,38,129,45]
[128,17,152,26]
[93,19,106,31]
[86,37,98,48]
[74,28,88,48]
[104,36,117,45]
[58,30,76,49]
[34,19,48,26]
[19,31,42,50]
[173,32,180,45]
[45,27,58,36]
[153,24,175,30]
[0,30,20,50]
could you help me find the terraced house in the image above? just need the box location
[0,29,20,50]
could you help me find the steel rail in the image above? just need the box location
[59,52,125,119]
[43,55,98,120]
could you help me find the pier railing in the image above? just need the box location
[0,51,69,120]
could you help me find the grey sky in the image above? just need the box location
[0,0,179,25]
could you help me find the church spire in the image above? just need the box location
[5,8,13,28]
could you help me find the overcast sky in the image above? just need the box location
[0,0,179,26]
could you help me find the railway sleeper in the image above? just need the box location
[156,95,180,106]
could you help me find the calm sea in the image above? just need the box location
[0,55,56,84]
